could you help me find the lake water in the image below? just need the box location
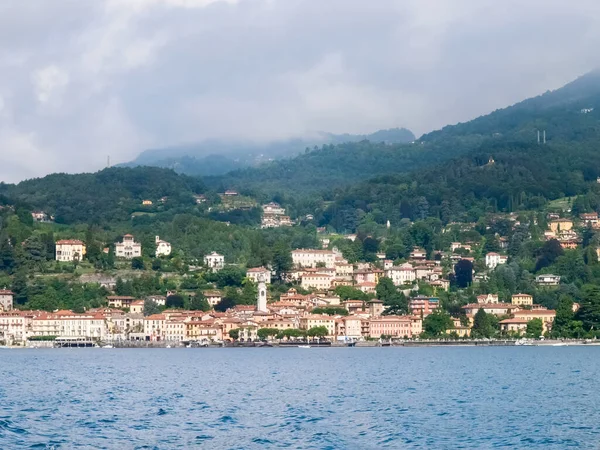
[0,347,599,449]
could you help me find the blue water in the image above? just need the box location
[0,347,599,449]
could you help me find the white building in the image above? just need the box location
[0,290,14,311]
[55,239,86,262]
[115,234,142,259]
[155,236,172,257]
[261,202,293,228]
[0,312,29,344]
[31,310,107,340]
[292,249,336,268]
[536,274,561,287]
[204,252,225,271]
[386,263,416,286]
[485,252,508,269]
[246,267,271,284]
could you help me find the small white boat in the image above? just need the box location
[166,345,171,349]
[552,343,567,346]
[298,345,311,349]
[102,345,114,349]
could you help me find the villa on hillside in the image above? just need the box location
[55,239,86,262]
[115,234,142,259]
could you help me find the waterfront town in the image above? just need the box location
[2,206,579,346]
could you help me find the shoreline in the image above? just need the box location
[5,339,600,349]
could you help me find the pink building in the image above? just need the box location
[409,296,440,316]
[369,315,422,338]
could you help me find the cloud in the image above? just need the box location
[0,0,599,182]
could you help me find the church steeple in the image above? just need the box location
[256,274,267,312]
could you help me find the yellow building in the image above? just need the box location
[548,219,573,232]
[511,293,533,306]
[299,315,336,338]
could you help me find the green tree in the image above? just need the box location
[187,292,211,311]
[454,259,473,288]
[575,285,600,331]
[228,328,240,340]
[271,241,292,282]
[214,296,236,312]
[143,299,162,316]
[307,325,329,338]
[334,285,369,301]
[257,328,279,340]
[472,309,494,338]
[376,277,396,302]
[165,294,185,309]
[553,295,574,336]
[526,318,544,338]
[11,270,28,305]
[312,306,348,316]
[131,257,145,270]
[422,310,453,337]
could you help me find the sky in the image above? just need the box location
[1,0,600,183]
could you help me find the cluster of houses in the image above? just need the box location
[286,247,450,294]
[0,281,559,345]
[261,202,293,229]
[54,234,172,262]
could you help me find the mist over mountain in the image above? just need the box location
[121,128,415,176]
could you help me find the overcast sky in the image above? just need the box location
[1,0,599,182]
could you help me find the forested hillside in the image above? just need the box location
[124,127,415,176]
[0,167,205,224]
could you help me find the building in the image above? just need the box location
[409,296,439,316]
[144,314,166,340]
[301,272,334,290]
[409,248,427,261]
[256,275,268,312]
[292,249,336,268]
[336,316,363,340]
[204,252,225,271]
[369,316,420,338]
[107,296,137,309]
[462,303,518,316]
[262,202,285,215]
[477,294,499,304]
[369,300,384,317]
[246,267,271,284]
[155,236,172,257]
[511,293,533,306]
[299,315,336,338]
[0,290,14,311]
[204,290,223,307]
[0,312,30,344]
[115,234,142,259]
[549,219,573,232]
[387,264,416,286]
[142,200,153,206]
[130,300,144,314]
[512,309,556,333]
[580,212,599,227]
[535,274,561,287]
[55,239,86,262]
[498,318,529,334]
[32,211,52,222]
[451,242,472,252]
[485,252,508,269]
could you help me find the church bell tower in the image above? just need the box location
[257,274,267,312]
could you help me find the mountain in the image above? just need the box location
[318,71,600,230]
[122,128,415,176]
[0,167,206,224]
